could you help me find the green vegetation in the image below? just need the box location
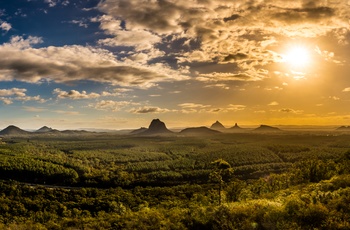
[0,132,349,229]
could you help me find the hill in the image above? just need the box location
[336,126,350,131]
[253,125,281,132]
[138,119,173,135]
[210,121,226,130]
[0,125,30,136]
[130,127,148,135]
[180,126,221,136]
[35,126,57,133]
[230,123,243,130]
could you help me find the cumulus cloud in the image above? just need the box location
[0,36,188,88]
[0,87,45,104]
[53,88,100,100]
[94,0,350,85]
[0,97,12,105]
[0,88,27,97]
[0,21,11,32]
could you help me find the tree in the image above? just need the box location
[209,159,234,205]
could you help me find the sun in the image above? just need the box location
[284,46,311,68]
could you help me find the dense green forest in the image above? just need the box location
[0,132,349,229]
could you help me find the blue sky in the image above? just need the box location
[1,0,350,130]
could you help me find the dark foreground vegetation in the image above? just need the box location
[0,132,349,229]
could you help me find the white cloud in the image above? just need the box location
[0,21,11,32]
[69,20,88,28]
[44,0,60,7]
[0,87,45,104]
[0,88,26,97]
[0,97,12,105]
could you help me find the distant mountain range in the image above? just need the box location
[0,120,349,137]
[0,125,91,136]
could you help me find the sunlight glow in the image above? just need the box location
[284,46,311,68]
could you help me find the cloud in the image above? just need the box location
[279,108,303,114]
[178,103,211,109]
[228,104,246,112]
[94,15,162,51]
[342,87,350,92]
[0,88,27,97]
[44,0,69,7]
[268,101,279,106]
[22,106,47,112]
[0,87,45,104]
[95,0,350,84]
[197,71,267,83]
[91,100,139,112]
[53,88,100,100]
[0,21,11,32]
[315,46,343,64]
[68,20,88,28]
[0,97,12,105]
[329,96,340,100]
[53,110,81,115]
[0,36,189,88]
[129,106,170,114]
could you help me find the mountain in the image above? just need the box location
[230,123,242,130]
[210,121,226,130]
[336,126,350,131]
[253,125,281,132]
[35,126,56,133]
[0,125,30,136]
[138,119,173,135]
[180,126,221,136]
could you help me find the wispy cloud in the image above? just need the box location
[90,100,139,112]
[129,106,171,114]
[268,101,279,106]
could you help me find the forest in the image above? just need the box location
[0,131,349,229]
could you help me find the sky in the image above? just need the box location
[0,0,350,130]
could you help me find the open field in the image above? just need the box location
[0,132,349,229]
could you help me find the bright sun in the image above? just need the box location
[284,46,311,68]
